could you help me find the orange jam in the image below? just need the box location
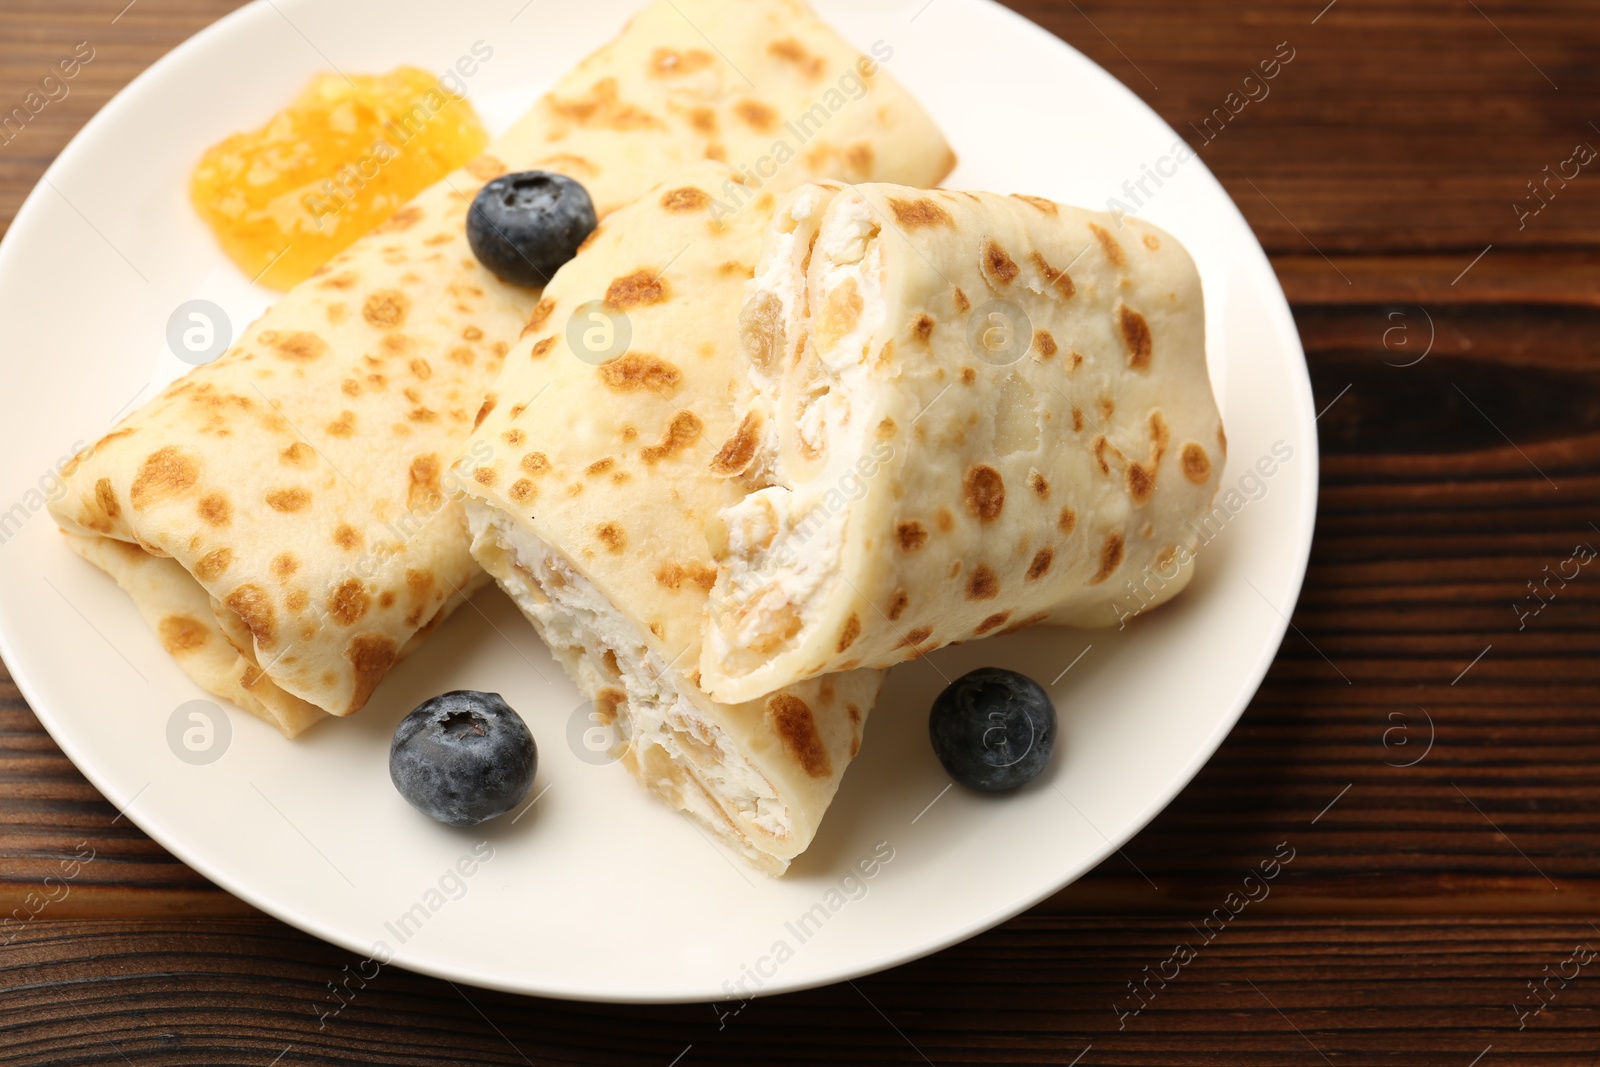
[190,66,489,290]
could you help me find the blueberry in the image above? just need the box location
[466,171,597,287]
[928,668,1056,792]
[389,691,537,826]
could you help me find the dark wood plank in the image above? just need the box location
[4,917,1599,1065]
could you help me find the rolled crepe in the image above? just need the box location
[459,166,893,874]
[48,0,953,736]
[701,184,1226,704]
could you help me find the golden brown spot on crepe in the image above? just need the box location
[333,524,361,550]
[963,465,1005,522]
[661,187,711,213]
[912,314,935,343]
[1071,408,1085,433]
[976,612,1012,635]
[273,332,326,362]
[605,270,671,309]
[1143,232,1162,250]
[896,521,928,552]
[465,155,506,182]
[1182,443,1212,484]
[768,38,825,77]
[325,411,356,438]
[502,429,525,447]
[377,205,423,233]
[1059,507,1077,535]
[650,47,713,76]
[710,412,761,477]
[704,143,727,162]
[473,396,496,430]
[288,589,310,613]
[1032,330,1059,360]
[194,547,234,582]
[889,197,954,230]
[1094,436,1124,475]
[767,694,831,779]
[382,334,413,357]
[1031,251,1077,299]
[362,290,409,329]
[269,553,298,582]
[688,107,717,134]
[719,261,753,279]
[448,346,476,368]
[837,613,862,653]
[346,634,398,712]
[935,508,954,533]
[403,455,441,513]
[530,336,557,359]
[586,458,615,478]
[1028,548,1054,581]
[196,493,229,526]
[508,479,536,506]
[847,143,874,172]
[1089,222,1126,266]
[328,579,369,625]
[224,584,276,649]
[960,367,977,385]
[405,568,433,601]
[341,378,362,398]
[1150,413,1171,464]
[1030,472,1050,500]
[266,488,310,513]
[594,523,626,555]
[408,359,432,381]
[93,478,121,521]
[159,615,209,655]
[966,565,999,601]
[129,447,200,511]
[327,303,348,326]
[524,299,556,337]
[642,411,702,464]
[473,467,496,488]
[1011,194,1059,216]
[654,562,717,592]
[818,277,864,348]
[317,273,357,290]
[983,241,1020,285]
[888,590,910,621]
[1099,397,1116,422]
[1128,463,1156,504]
[1118,305,1153,370]
[899,626,934,649]
[1091,533,1125,585]
[953,287,971,313]
[600,353,682,392]
[1000,611,1050,636]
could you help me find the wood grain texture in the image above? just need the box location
[1,0,1598,1061]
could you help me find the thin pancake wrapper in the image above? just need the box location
[460,165,894,875]
[701,184,1226,704]
[48,0,953,736]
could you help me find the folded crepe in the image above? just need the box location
[459,166,902,874]
[700,184,1226,704]
[48,0,952,737]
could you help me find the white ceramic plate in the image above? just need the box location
[0,0,1315,1003]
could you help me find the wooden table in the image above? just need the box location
[3,1,1597,1062]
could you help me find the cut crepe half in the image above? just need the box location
[701,184,1226,705]
[460,165,886,875]
[48,0,952,736]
